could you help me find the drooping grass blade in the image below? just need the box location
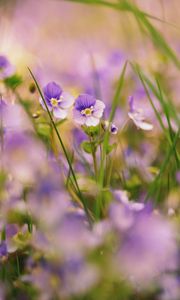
[66,0,180,68]
[28,68,91,223]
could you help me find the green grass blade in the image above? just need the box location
[66,0,180,68]
[95,61,127,219]
[28,68,91,223]
[131,63,179,167]
[99,60,128,186]
[146,125,180,201]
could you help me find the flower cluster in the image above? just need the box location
[0,51,179,300]
[41,82,106,127]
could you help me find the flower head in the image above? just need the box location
[40,82,74,119]
[102,120,118,134]
[128,96,153,131]
[0,55,15,79]
[73,94,105,127]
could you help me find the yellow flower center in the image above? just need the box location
[81,106,94,116]
[50,98,59,107]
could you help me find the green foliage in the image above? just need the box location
[81,141,94,154]
[106,143,117,154]
[4,74,23,90]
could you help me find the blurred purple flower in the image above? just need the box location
[73,94,105,126]
[73,128,87,147]
[102,121,118,134]
[0,99,7,113]
[116,211,177,287]
[0,241,7,259]
[114,190,145,211]
[40,81,74,119]
[110,123,118,134]
[58,257,99,296]
[4,132,45,183]
[175,170,180,183]
[159,274,180,300]
[128,96,153,131]
[0,55,15,79]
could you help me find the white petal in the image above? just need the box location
[128,111,153,131]
[130,202,145,211]
[134,119,153,131]
[60,92,74,109]
[39,97,52,111]
[93,100,105,118]
[85,116,99,127]
[53,108,67,119]
[73,109,86,125]
[128,111,144,122]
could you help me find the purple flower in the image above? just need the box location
[102,121,118,134]
[114,190,145,211]
[110,123,118,134]
[40,82,74,119]
[0,241,8,259]
[116,212,177,287]
[0,55,15,79]
[128,96,153,131]
[73,94,105,127]
[176,170,180,183]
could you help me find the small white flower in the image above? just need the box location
[128,96,153,131]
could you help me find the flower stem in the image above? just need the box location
[28,68,92,225]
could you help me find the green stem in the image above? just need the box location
[28,68,91,224]
[16,253,20,277]
[89,136,97,180]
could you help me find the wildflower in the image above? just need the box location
[4,132,45,183]
[128,96,153,130]
[0,55,15,79]
[59,258,99,296]
[73,94,105,126]
[102,120,118,134]
[116,211,177,287]
[110,123,118,134]
[114,190,145,211]
[159,274,180,300]
[175,170,180,183]
[40,82,74,119]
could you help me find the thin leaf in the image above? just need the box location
[28,68,91,224]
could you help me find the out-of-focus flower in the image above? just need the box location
[73,94,105,126]
[114,190,145,211]
[23,256,99,299]
[28,174,70,228]
[175,170,180,183]
[128,96,153,130]
[168,208,175,217]
[2,103,32,132]
[0,99,7,113]
[116,211,177,287]
[40,81,74,119]
[4,132,46,183]
[102,120,118,134]
[110,123,118,134]
[109,190,145,231]
[59,258,99,296]
[0,241,8,261]
[159,275,180,300]
[53,213,99,257]
[0,55,15,79]
[109,201,134,231]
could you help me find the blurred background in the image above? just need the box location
[0,0,180,85]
